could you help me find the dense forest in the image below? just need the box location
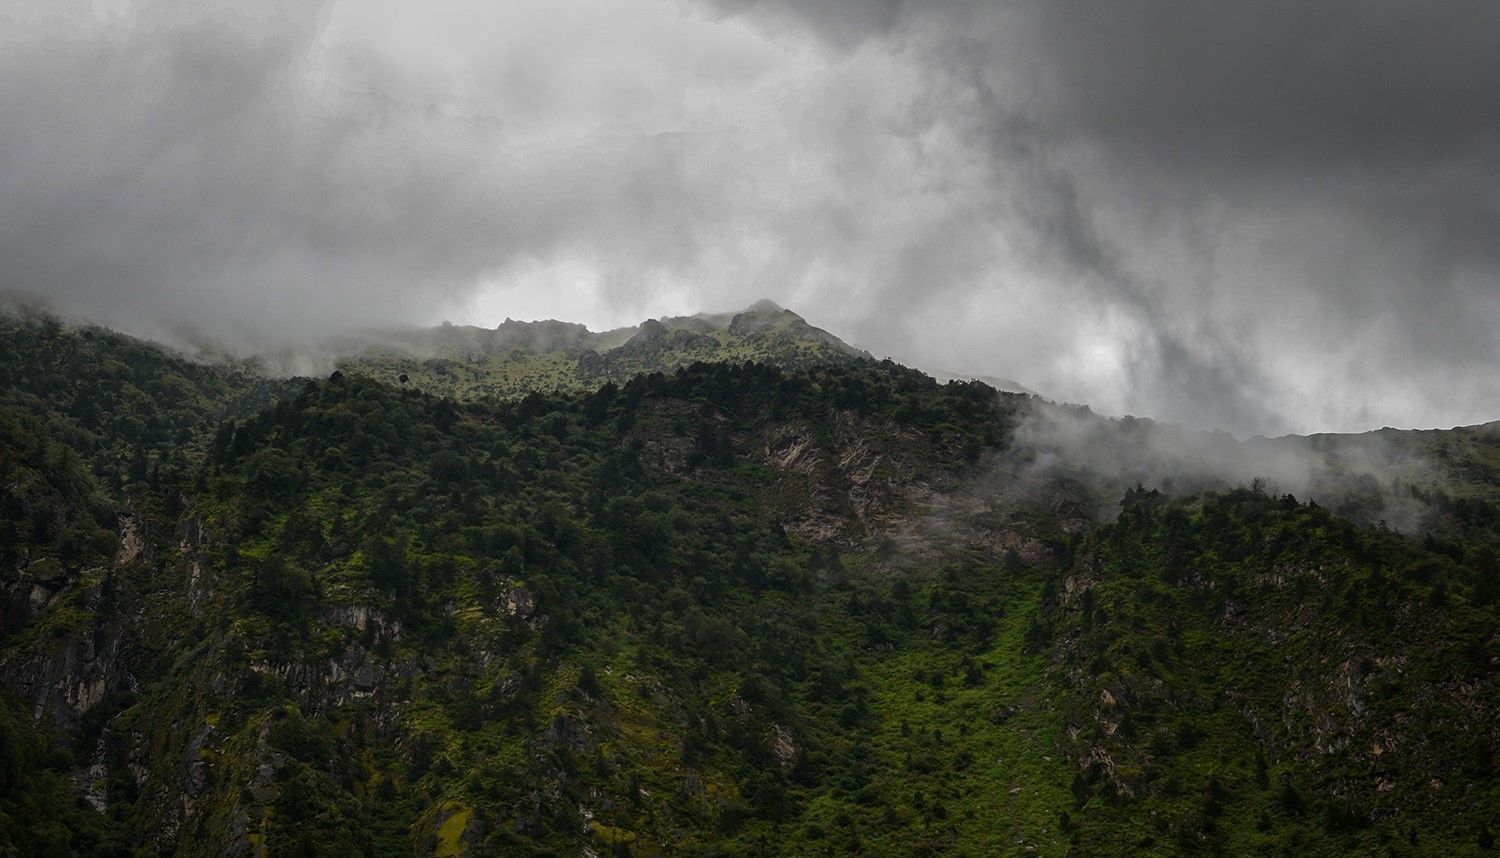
[1,314,1497,855]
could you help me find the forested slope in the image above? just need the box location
[1,316,1497,856]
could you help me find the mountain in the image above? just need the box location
[318,300,871,401]
[1,309,1497,856]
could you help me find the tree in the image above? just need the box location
[248,555,314,623]
[365,534,409,594]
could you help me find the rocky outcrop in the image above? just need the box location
[7,556,79,623]
[502,586,535,620]
[768,724,799,770]
[115,513,145,566]
[247,645,409,711]
[1,578,123,732]
[492,318,593,353]
[323,603,403,639]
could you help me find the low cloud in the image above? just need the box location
[4,1,1498,435]
[993,398,1445,533]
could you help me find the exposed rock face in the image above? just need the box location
[323,603,402,639]
[769,724,799,770]
[493,318,593,353]
[2,588,122,731]
[614,390,1070,567]
[2,512,154,729]
[753,414,938,547]
[503,587,535,620]
[626,318,668,345]
[8,556,76,622]
[115,514,145,566]
[76,732,110,812]
[183,723,216,798]
[247,645,409,711]
[179,516,210,614]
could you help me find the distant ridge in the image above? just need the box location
[928,369,1037,397]
[332,300,872,399]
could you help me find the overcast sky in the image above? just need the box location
[3,0,1498,436]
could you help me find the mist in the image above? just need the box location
[994,400,1446,532]
[4,0,1499,436]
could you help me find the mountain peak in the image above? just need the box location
[743,298,786,315]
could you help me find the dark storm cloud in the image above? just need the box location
[1014,2,1500,171]
[3,0,1498,434]
[705,0,1500,435]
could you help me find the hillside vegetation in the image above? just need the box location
[1,312,1497,856]
[331,300,868,401]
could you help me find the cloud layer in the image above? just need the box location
[4,0,1498,435]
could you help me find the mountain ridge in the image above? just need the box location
[1,307,1497,855]
[318,300,872,401]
